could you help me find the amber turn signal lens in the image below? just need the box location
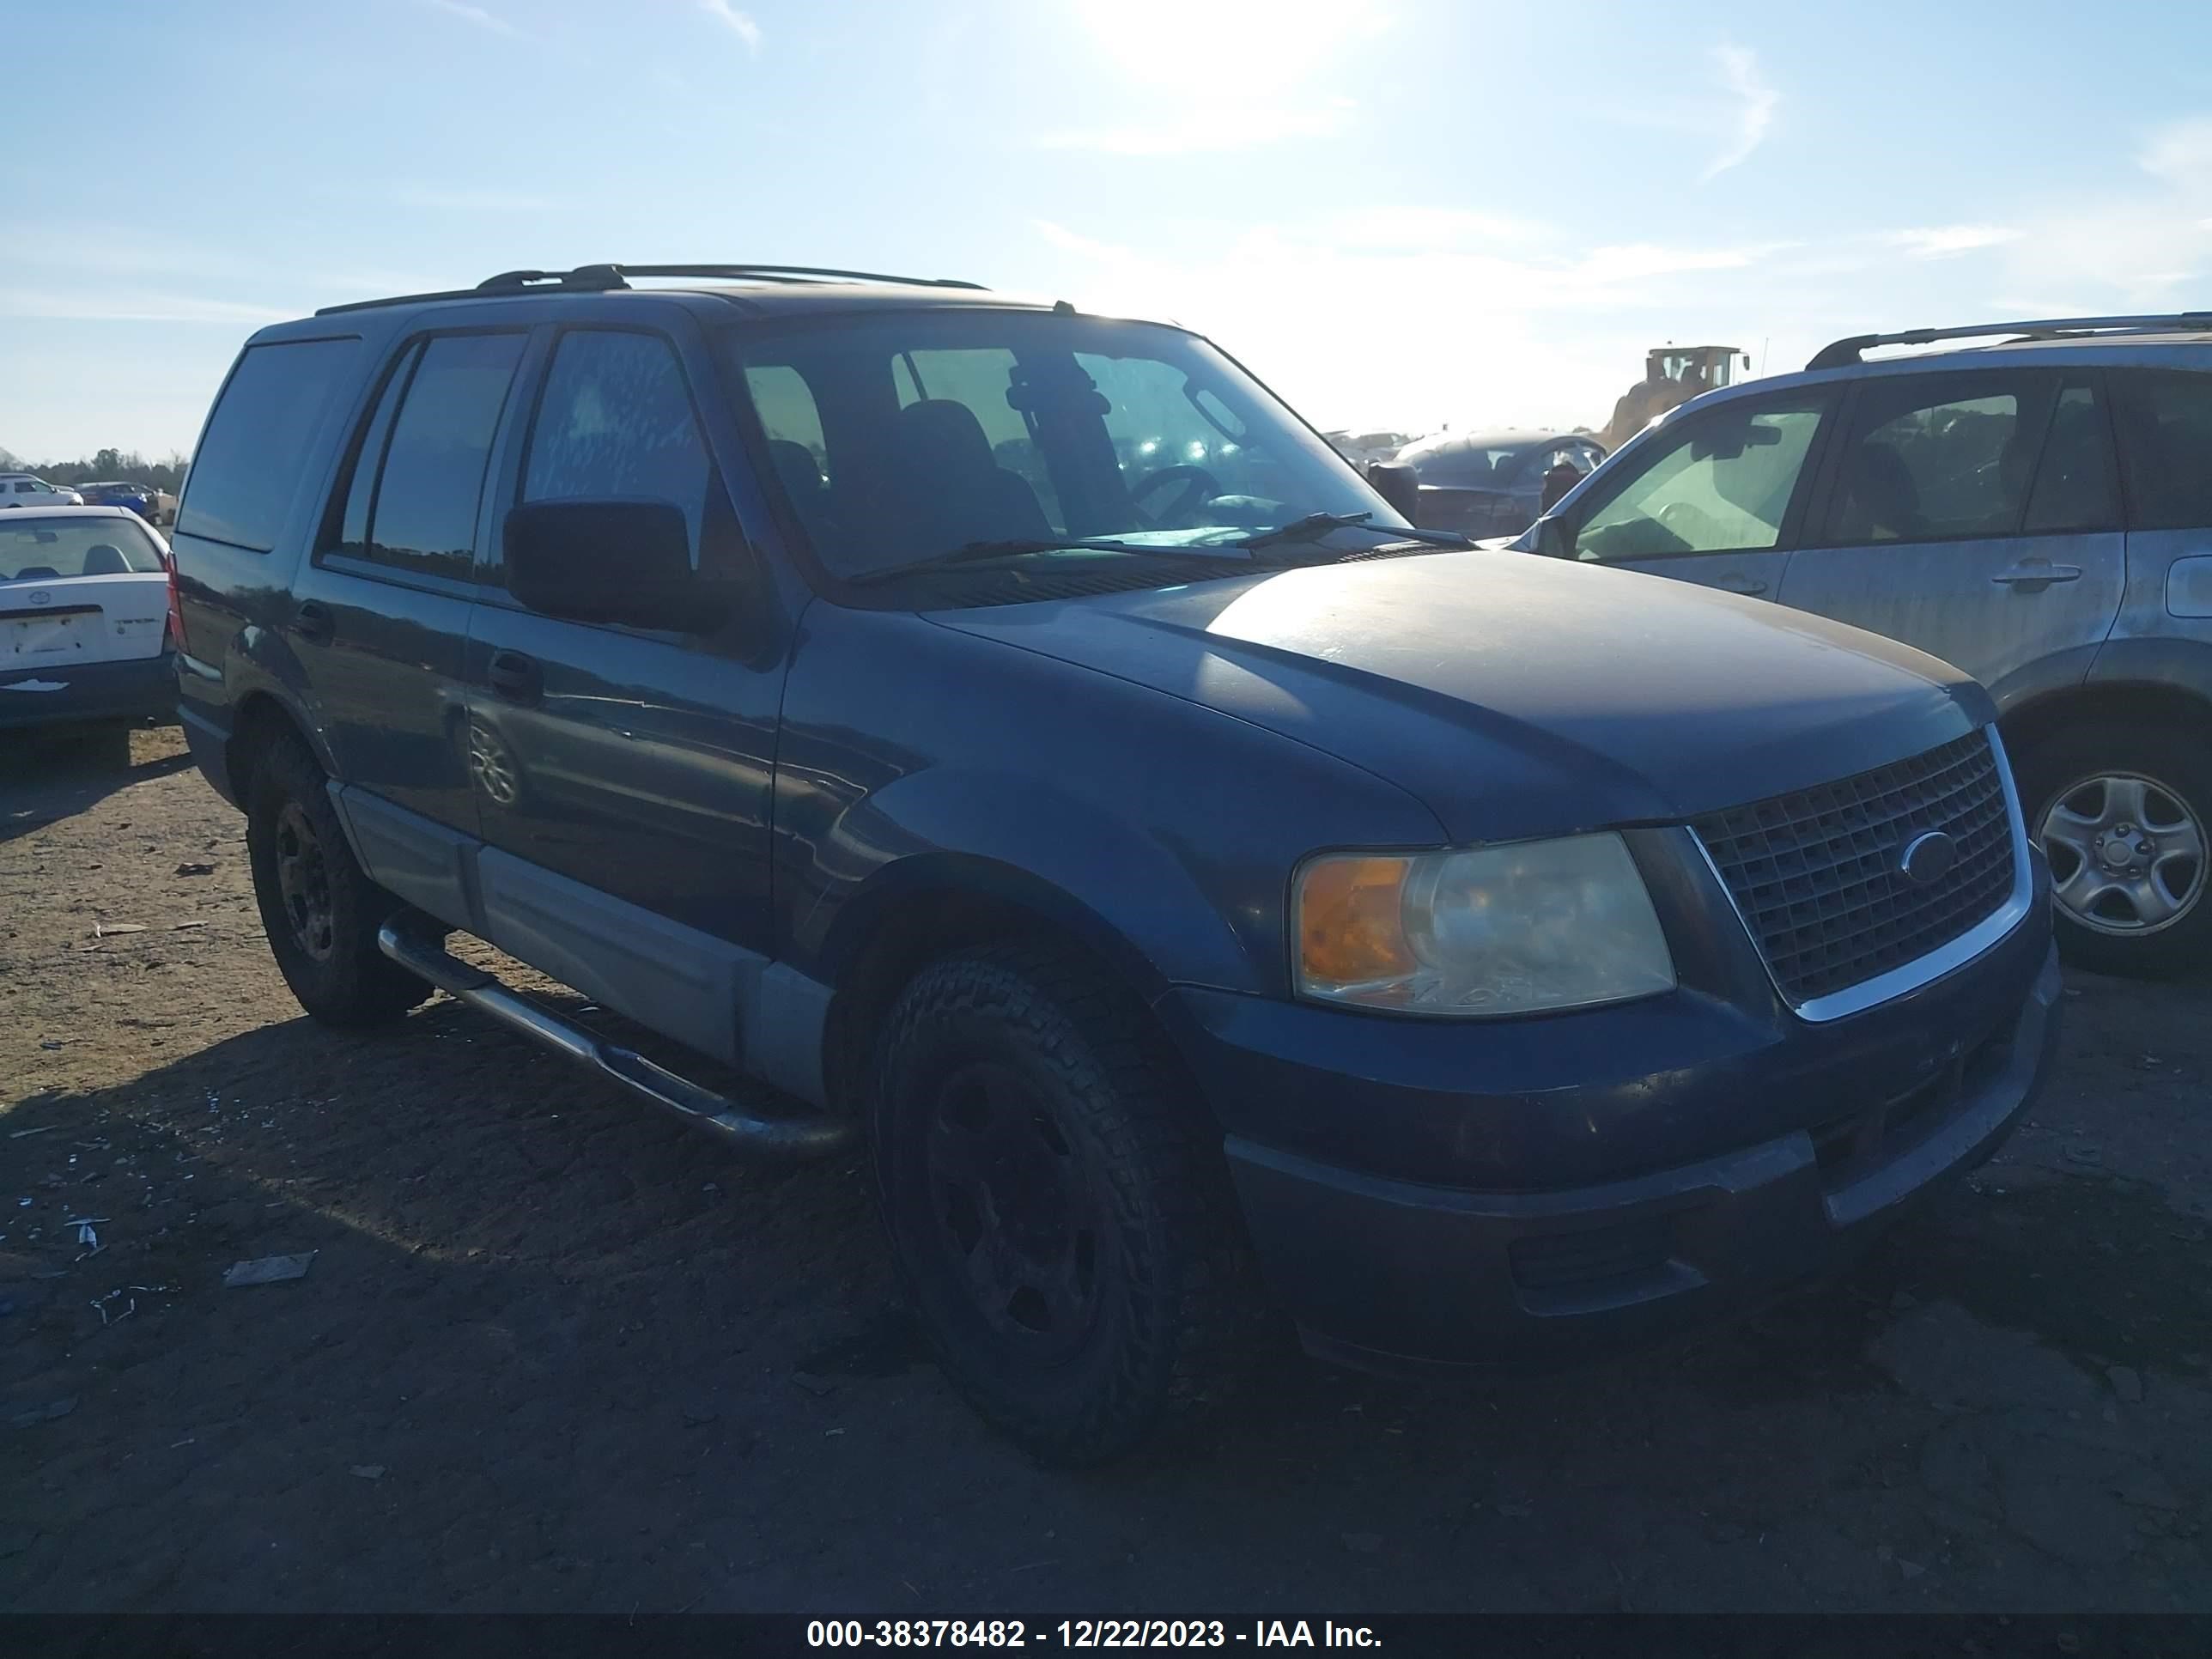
[1298,855,1415,987]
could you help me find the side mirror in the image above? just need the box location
[505,501,726,633]
[1364,460,1423,524]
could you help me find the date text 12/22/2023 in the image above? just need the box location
[805,1621,1382,1648]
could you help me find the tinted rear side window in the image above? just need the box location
[2022,380,2121,534]
[360,332,526,581]
[178,337,358,551]
[1822,376,2048,545]
[2113,369,2212,531]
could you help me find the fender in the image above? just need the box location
[2087,635,2212,705]
[795,766,1262,998]
[1982,642,2102,719]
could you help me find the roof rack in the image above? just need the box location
[1808,312,2212,371]
[317,262,986,316]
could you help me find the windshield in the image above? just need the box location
[722,311,1396,581]
[0,515,165,581]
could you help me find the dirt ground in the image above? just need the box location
[3,726,2209,1615]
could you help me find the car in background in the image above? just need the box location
[77,480,159,521]
[1,473,85,509]
[0,505,176,760]
[1510,310,2212,979]
[1321,428,1415,467]
[1395,429,1606,538]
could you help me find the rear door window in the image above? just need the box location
[2112,369,2212,530]
[2022,380,2122,534]
[335,331,526,583]
[175,337,359,551]
[1816,374,2053,545]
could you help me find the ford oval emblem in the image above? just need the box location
[1899,830,1959,887]
[27,589,52,606]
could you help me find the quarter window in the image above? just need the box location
[1575,402,1825,561]
[178,337,359,552]
[2113,369,2212,531]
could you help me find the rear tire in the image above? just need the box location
[246,736,430,1025]
[2016,720,2212,980]
[872,944,1261,1464]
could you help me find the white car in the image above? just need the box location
[1,473,86,508]
[1,506,175,758]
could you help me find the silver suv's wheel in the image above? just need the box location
[2019,721,2212,980]
[2039,773,2205,937]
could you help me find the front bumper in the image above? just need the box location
[1164,884,2059,1373]
[0,650,175,731]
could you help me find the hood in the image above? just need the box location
[928,551,1990,842]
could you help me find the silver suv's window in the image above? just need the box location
[1575,401,1825,560]
[1825,380,2041,544]
[2114,369,2212,531]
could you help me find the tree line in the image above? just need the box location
[0,446,190,492]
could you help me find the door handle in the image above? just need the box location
[293,600,335,645]
[1714,574,1768,596]
[1990,563,2082,590]
[486,648,542,702]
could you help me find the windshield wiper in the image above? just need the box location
[1237,511,1472,552]
[846,536,1204,587]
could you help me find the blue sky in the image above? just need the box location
[5,0,2212,460]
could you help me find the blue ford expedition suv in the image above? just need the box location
[169,264,2059,1462]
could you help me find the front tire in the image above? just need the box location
[246,736,430,1025]
[872,945,1260,1464]
[2017,720,2212,979]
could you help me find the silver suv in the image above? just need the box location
[1516,312,2212,978]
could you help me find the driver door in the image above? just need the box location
[1555,392,1838,602]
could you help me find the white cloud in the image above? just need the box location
[1702,45,1778,181]
[2000,116,2212,304]
[1881,225,2022,260]
[421,0,520,37]
[697,0,762,53]
[0,289,293,325]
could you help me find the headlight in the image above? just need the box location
[1293,833,1674,1017]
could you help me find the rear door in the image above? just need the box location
[462,314,781,1063]
[2109,366,2212,640]
[289,327,532,883]
[1558,391,1833,601]
[1778,369,2125,706]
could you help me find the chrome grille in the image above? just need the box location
[1693,731,2017,1006]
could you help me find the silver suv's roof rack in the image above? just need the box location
[317,262,986,316]
[1808,311,2212,371]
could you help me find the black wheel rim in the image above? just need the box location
[915,1060,1107,1366]
[273,800,337,962]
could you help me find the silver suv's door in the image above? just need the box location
[1549,392,1833,602]
[1777,369,2125,708]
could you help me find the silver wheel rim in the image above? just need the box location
[2038,771,2206,938]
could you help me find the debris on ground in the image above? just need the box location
[222,1252,316,1288]
[7,1397,76,1429]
